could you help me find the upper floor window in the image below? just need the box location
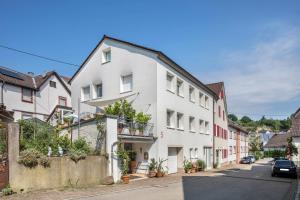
[95,83,103,98]
[120,74,133,93]
[166,109,175,128]
[218,106,221,117]
[166,73,174,92]
[189,116,195,132]
[49,81,56,88]
[58,96,67,106]
[176,79,184,97]
[223,110,225,121]
[199,119,204,133]
[189,86,195,102]
[102,49,111,63]
[82,85,90,101]
[22,88,33,103]
[205,96,209,109]
[177,112,184,130]
[205,121,210,134]
[199,92,204,107]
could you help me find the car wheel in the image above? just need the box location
[271,173,275,177]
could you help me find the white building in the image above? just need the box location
[68,35,218,174]
[0,66,72,122]
[228,120,249,164]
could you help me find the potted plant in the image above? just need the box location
[116,146,130,184]
[148,158,157,178]
[183,159,192,173]
[156,158,167,177]
[135,112,151,135]
[196,159,206,171]
[213,162,219,169]
[129,151,137,173]
[191,162,197,173]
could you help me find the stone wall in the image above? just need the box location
[8,123,108,193]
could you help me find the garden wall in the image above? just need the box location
[8,123,108,193]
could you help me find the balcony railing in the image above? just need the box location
[117,119,154,137]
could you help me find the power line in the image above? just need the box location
[0,44,80,67]
[230,113,290,117]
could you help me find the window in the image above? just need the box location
[199,120,204,133]
[166,73,174,92]
[166,109,175,128]
[230,131,233,139]
[49,81,56,88]
[229,146,232,155]
[177,112,184,130]
[189,148,193,160]
[195,148,198,159]
[218,106,221,117]
[82,86,90,101]
[95,83,102,98]
[223,110,225,121]
[22,113,32,120]
[176,79,184,97]
[205,121,209,134]
[58,96,67,106]
[205,96,209,109]
[102,49,111,63]
[189,86,195,102]
[199,93,204,107]
[189,116,195,132]
[233,146,236,154]
[22,88,33,103]
[120,74,133,93]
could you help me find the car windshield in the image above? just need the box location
[275,160,292,167]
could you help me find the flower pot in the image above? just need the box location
[122,175,130,184]
[156,171,163,177]
[130,161,137,173]
[191,168,196,173]
[148,170,156,178]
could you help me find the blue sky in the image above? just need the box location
[0,0,299,119]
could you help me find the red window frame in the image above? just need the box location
[21,87,33,103]
[58,96,67,106]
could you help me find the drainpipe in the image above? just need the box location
[0,80,4,107]
[212,99,215,167]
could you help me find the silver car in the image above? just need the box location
[247,155,255,163]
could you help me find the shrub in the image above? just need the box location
[58,135,71,152]
[196,159,206,171]
[1,185,13,196]
[18,149,41,168]
[39,155,51,168]
[183,159,193,172]
[73,137,90,154]
[68,149,87,163]
[148,158,157,171]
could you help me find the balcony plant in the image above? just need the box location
[116,146,130,184]
[183,159,192,173]
[148,158,157,178]
[135,112,151,135]
[156,158,167,177]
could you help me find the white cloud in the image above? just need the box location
[203,24,300,117]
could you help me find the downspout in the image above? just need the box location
[0,80,4,107]
[212,99,215,167]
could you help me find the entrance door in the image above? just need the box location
[168,147,178,174]
[204,147,212,169]
[0,123,8,190]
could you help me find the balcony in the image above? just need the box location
[117,119,156,143]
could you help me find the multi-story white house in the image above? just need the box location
[228,120,249,164]
[68,35,218,173]
[0,66,72,122]
[207,82,229,167]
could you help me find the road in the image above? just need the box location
[78,159,295,200]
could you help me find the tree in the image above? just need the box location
[240,116,252,124]
[228,114,238,122]
[286,137,298,159]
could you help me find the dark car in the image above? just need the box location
[271,160,297,178]
[240,157,251,164]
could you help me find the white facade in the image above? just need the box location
[228,125,249,164]
[70,36,215,173]
[1,72,71,121]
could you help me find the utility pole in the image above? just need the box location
[78,97,80,139]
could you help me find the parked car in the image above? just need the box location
[271,160,297,179]
[272,157,288,165]
[247,155,255,163]
[240,157,251,164]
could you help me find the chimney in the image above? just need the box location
[27,72,34,77]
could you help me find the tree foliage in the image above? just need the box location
[228,114,238,122]
[286,137,298,158]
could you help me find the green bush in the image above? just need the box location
[18,149,41,168]
[39,155,51,168]
[73,137,90,154]
[58,135,71,152]
[196,159,206,170]
[263,150,285,158]
[68,149,87,163]
[1,185,13,196]
[183,160,193,172]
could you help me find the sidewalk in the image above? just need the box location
[2,162,253,200]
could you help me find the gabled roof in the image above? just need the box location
[0,66,71,94]
[206,82,224,97]
[264,133,289,148]
[228,119,249,134]
[68,35,218,98]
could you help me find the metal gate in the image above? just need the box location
[0,122,8,190]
